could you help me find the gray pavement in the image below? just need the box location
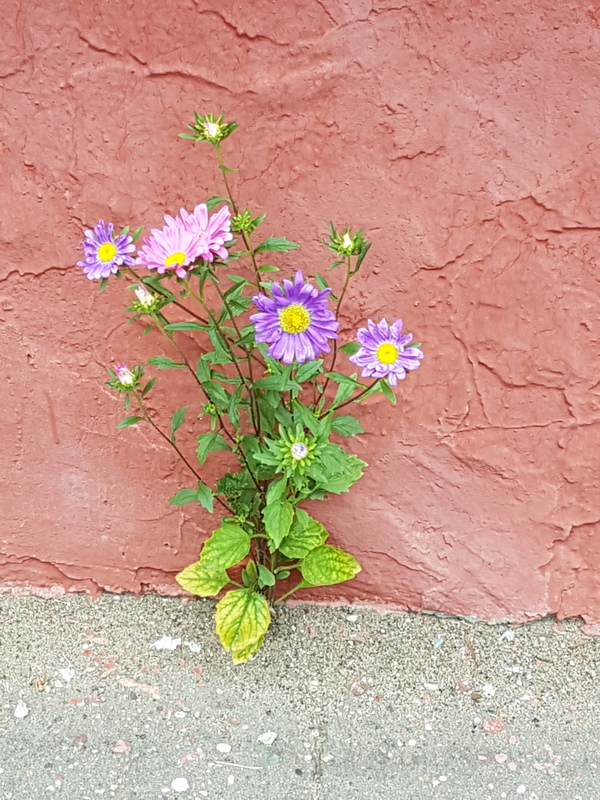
[0,594,599,800]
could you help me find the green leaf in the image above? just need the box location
[292,400,321,435]
[275,569,290,580]
[197,432,231,465]
[279,509,329,560]
[308,443,367,494]
[215,589,271,655]
[200,522,251,570]
[339,342,361,356]
[263,499,294,549]
[169,488,199,506]
[141,378,156,398]
[147,356,186,370]
[257,564,276,588]
[258,264,280,273]
[99,278,109,293]
[315,272,329,291]
[176,561,229,597]
[300,545,361,587]
[295,360,323,383]
[379,379,397,405]
[195,357,212,383]
[170,405,188,443]
[206,196,230,211]
[196,481,214,513]
[331,414,364,436]
[163,321,205,332]
[332,381,357,408]
[266,476,287,504]
[254,236,300,253]
[117,416,144,428]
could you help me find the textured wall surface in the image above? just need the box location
[2,0,600,623]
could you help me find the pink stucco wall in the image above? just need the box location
[2,0,600,624]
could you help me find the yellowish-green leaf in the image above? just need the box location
[176,561,229,597]
[300,545,361,587]
[279,509,329,560]
[215,589,271,653]
[231,635,265,664]
[200,523,251,570]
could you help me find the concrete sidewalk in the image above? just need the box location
[0,594,598,800]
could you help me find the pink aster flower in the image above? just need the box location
[349,318,423,386]
[165,203,232,262]
[136,220,204,279]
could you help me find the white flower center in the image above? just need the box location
[290,442,308,460]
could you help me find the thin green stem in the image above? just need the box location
[123,266,208,325]
[320,255,353,400]
[275,580,305,605]
[132,392,233,515]
[318,381,379,418]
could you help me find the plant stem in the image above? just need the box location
[318,380,379,417]
[214,143,264,292]
[132,392,233,515]
[275,579,305,605]
[320,255,353,400]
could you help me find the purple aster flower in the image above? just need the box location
[349,318,423,386]
[136,219,204,279]
[77,220,136,281]
[250,270,339,365]
[165,203,232,262]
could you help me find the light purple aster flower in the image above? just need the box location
[250,270,339,365]
[77,220,136,281]
[349,318,423,386]
[136,219,204,279]
[165,203,232,262]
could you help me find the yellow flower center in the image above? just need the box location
[164,251,187,267]
[97,242,117,262]
[279,303,311,334]
[376,342,399,365]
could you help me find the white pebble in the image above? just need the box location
[257,731,278,745]
[424,683,439,691]
[408,739,417,747]
[216,743,231,754]
[482,683,496,697]
[347,614,358,622]
[227,775,234,785]
[153,636,181,651]
[516,786,526,794]
[59,667,76,683]
[171,777,189,793]
[14,700,29,719]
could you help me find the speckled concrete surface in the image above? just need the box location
[0,594,598,799]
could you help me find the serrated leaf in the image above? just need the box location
[279,509,329,560]
[164,321,205,332]
[169,488,199,506]
[263,499,294,549]
[117,416,144,429]
[300,545,361,587]
[176,561,229,597]
[200,522,251,570]
[197,432,231,465]
[339,342,361,356]
[170,405,188,443]
[254,236,300,254]
[257,564,276,588]
[147,356,186,369]
[331,414,364,436]
[215,589,271,654]
[308,443,367,494]
[195,357,212,383]
[295,360,323,383]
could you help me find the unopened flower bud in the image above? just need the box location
[114,363,134,386]
[134,284,155,307]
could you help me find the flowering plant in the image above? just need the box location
[78,113,423,663]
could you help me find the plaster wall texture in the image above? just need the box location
[1,0,600,623]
